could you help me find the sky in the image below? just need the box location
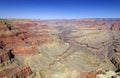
[0,0,120,19]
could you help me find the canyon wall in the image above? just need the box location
[0,19,120,78]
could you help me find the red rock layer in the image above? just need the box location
[80,72,96,78]
[11,67,32,78]
[0,66,32,78]
[0,20,54,55]
[13,46,38,55]
[111,22,120,31]
[0,49,14,66]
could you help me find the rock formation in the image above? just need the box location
[0,19,120,78]
[111,22,120,31]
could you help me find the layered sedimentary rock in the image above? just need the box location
[0,19,120,78]
[0,66,33,78]
[0,49,14,66]
[0,20,34,78]
[108,39,120,71]
[111,22,120,31]
[10,67,33,78]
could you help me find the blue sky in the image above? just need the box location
[0,0,120,19]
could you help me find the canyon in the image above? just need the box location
[0,19,120,78]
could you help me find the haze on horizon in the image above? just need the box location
[0,0,120,19]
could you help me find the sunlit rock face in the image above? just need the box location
[0,19,120,78]
[111,22,120,31]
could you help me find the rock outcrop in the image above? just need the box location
[97,71,120,78]
[0,66,33,78]
[0,49,14,66]
[111,22,120,31]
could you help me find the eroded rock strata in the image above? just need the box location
[0,19,120,78]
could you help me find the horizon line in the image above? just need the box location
[0,18,120,20]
